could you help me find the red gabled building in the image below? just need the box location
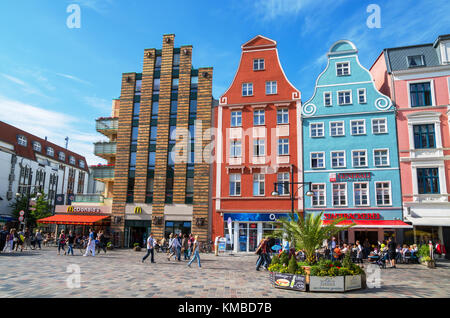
[212,35,302,253]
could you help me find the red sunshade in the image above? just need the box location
[37,215,109,225]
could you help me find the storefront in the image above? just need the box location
[222,213,287,253]
[37,214,111,237]
[124,220,151,248]
[164,221,191,239]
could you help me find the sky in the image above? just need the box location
[0,0,449,166]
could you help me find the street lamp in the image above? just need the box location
[272,171,314,215]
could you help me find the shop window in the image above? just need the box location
[164,221,191,239]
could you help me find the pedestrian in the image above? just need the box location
[182,234,189,260]
[97,230,107,254]
[387,237,397,268]
[83,228,96,257]
[167,233,175,261]
[356,240,363,264]
[329,236,337,260]
[436,240,446,259]
[188,234,194,259]
[0,226,8,253]
[187,235,201,268]
[15,229,24,252]
[3,228,14,253]
[214,235,220,256]
[35,230,43,250]
[58,230,67,255]
[176,233,182,261]
[67,231,75,256]
[255,237,270,271]
[142,233,155,263]
[363,238,370,258]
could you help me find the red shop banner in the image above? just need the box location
[324,213,381,220]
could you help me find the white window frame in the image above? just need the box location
[69,156,76,165]
[230,140,242,158]
[337,90,352,105]
[352,149,368,168]
[310,122,324,138]
[336,61,351,76]
[242,82,253,96]
[353,182,370,207]
[278,138,289,156]
[375,181,392,206]
[332,183,347,207]
[253,138,265,157]
[350,119,366,135]
[311,183,326,207]
[372,118,388,134]
[253,109,265,126]
[79,160,85,168]
[17,135,27,146]
[32,142,41,152]
[407,79,436,108]
[231,111,242,127]
[330,151,346,168]
[253,173,265,196]
[59,152,66,161]
[311,152,325,169]
[277,172,290,196]
[253,58,265,71]
[357,88,367,104]
[323,91,332,106]
[330,121,345,137]
[277,108,289,124]
[47,147,54,157]
[407,55,425,68]
[373,148,390,167]
[230,173,241,196]
[266,81,277,95]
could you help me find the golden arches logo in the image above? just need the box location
[67,206,74,213]
[134,206,142,214]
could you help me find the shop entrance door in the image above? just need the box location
[355,231,378,246]
[238,223,258,252]
[130,227,146,248]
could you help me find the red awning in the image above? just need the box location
[323,220,412,228]
[37,215,110,225]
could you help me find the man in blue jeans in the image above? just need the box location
[142,233,155,263]
[328,237,337,261]
[187,235,201,268]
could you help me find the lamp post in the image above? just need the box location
[16,185,42,230]
[271,171,314,215]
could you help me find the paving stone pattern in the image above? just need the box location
[1,248,449,298]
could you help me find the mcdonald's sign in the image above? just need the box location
[134,206,142,214]
[67,206,74,213]
[67,206,102,213]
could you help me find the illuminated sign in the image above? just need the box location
[67,206,101,213]
[324,213,380,220]
[134,206,142,214]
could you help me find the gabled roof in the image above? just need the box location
[241,35,277,51]
[0,120,89,172]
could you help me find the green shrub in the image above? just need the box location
[310,266,320,276]
[287,255,298,274]
[297,261,309,267]
[328,267,340,276]
[295,266,306,276]
[342,253,352,269]
[279,252,289,266]
[271,254,280,265]
[338,268,351,276]
[418,245,430,258]
[133,243,140,248]
[332,260,342,267]
[268,263,284,273]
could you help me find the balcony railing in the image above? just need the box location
[73,194,105,203]
[94,142,116,157]
[96,117,118,135]
[90,165,115,180]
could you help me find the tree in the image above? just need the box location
[10,192,52,228]
[273,211,354,265]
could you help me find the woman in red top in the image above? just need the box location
[58,230,67,255]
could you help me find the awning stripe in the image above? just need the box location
[323,220,412,228]
[37,215,110,225]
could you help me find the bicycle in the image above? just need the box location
[199,241,214,253]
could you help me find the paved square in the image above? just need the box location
[1,247,449,298]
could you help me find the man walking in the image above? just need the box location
[83,228,96,257]
[142,233,155,263]
[187,235,201,268]
[328,237,337,260]
[0,226,8,253]
[387,237,397,268]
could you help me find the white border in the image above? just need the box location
[330,150,346,168]
[350,119,366,135]
[353,182,370,207]
[373,148,390,167]
[329,121,345,137]
[351,149,368,168]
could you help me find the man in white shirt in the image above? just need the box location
[142,233,155,263]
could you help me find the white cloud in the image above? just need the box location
[72,0,115,14]
[83,96,112,112]
[55,72,92,86]
[252,0,315,20]
[1,73,26,86]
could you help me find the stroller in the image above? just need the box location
[375,251,389,269]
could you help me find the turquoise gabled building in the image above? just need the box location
[302,40,410,245]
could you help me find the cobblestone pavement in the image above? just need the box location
[1,247,449,298]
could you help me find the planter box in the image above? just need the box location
[270,272,306,292]
[133,247,141,252]
[345,275,362,291]
[310,276,345,292]
[422,260,436,268]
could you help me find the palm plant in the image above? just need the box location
[273,211,354,264]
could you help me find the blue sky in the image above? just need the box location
[0,0,449,165]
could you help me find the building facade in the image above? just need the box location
[212,35,302,253]
[302,40,411,246]
[92,34,213,247]
[371,34,450,250]
[0,121,89,226]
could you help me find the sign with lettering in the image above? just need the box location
[334,172,371,181]
[345,275,362,291]
[67,206,102,213]
[134,207,142,214]
[271,272,306,292]
[324,213,380,220]
[310,276,345,292]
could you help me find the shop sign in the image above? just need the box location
[223,213,297,222]
[310,276,345,292]
[67,206,102,213]
[134,207,142,214]
[345,275,362,291]
[324,213,380,220]
[271,272,306,292]
[330,172,371,182]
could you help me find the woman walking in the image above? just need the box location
[182,234,189,260]
[58,230,67,255]
[3,229,15,253]
[67,231,75,256]
[187,235,201,268]
[167,233,176,261]
[35,230,43,250]
[356,240,363,264]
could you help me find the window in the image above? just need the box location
[253,173,265,196]
[351,120,366,135]
[311,152,325,169]
[173,53,180,70]
[253,59,265,71]
[336,62,350,76]
[79,160,85,168]
[169,126,177,142]
[358,88,367,104]
[32,142,41,152]
[133,102,140,119]
[155,56,162,71]
[354,183,369,206]
[231,111,242,127]
[332,183,347,206]
[311,184,326,207]
[190,76,198,93]
[324,92,332,106]
[170,100,178,115]
[374,149,389,166]
[151,101,159,118]
[135,80,142,94]
[253,139,265,156]
[277,172,290,195]
[230,174,241,196]
[253,109,265,125]
[47,147,54,157]
[153,78,160,94]
[310,122,324,137]
[372,118,387,134]
[352,150,367,167]
[278,138,289,155]
[376,182,391,206]
[171,78,179,94]
[150,126,157,144]
[58,152,65,161]
[230,140,241,158]
[331,151,346,168]
[266,81,277,94]
[413,124,435,149]
[17,135,27,146]
[131,126,139,144]
[148,152,156,168]
[407,55,425,68]
[189,100,197,115]
[277,108,289,124]
[69,156,76,165]
[410,82,432,107]
[338,91,352,105]
[330,121,345,136]
[242,83,253,96]
[417,168,440,194]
